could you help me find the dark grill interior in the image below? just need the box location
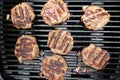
[0,0,120,80]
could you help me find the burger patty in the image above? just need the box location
[15,35,40,62]
[11,2,35,29]
[81,44,110,70]
[42,55,67,80]
[41,0,70,26]
[81,5,110,30]
[48,30,74,55]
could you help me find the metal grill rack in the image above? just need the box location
[0,0,120,80]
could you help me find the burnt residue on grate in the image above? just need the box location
[0,0,120,80]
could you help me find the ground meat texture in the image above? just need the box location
[15,35,40,62]
[48,30,74,55]
[81,44,110,70]
[75,66,95,74]
[41,55,67,80]
[41,0,70,26]
[81,5,110,30]
[11,2,35,29]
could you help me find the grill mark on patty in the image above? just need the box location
[52,31,62,49]
[55,68,64,74]
[59,36,68,50]
[49,73,55,80]
[44,16,51,21]
[15,20,25,27]
[88,47,97,59]
[58,1,65,12]
[16,48,33,52]
[15,8,19,18]
[56,8,62,17]
[100,52,109,66]
[25,7,31,23]
[63,43,70,53]
[44,59,64,78]
[50,59,63,67]
[16,37,34,58]
[16,52,31,58]
[18,6,24,19]
[48,32,55,46]
[83,12,108,23]
[98,50,108,66]
[94,50,103,64]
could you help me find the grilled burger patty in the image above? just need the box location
[15,35,40,62]
[81,44,110,70]
[48,30,74,55]
[81,5,110,30]
[11,2,35,29]
[42,55,67,80]
[41,0,70,26]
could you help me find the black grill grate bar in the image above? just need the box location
[3,44,120,49]
[2,62,120,68]
[3,62,120,66]
[10,75,40,78]
[2,6,120,10]
[2,49,120,54]
[2,24,120,28]
[3,34,120,38]
[93,72,120,75]
[7,28,116,32]
[4,65,41,67]
[2,53,120,57]
[3,39,120,43]
[5,70,40,73]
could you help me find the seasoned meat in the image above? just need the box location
[15,35,40,62]
[41,55,67,80]
[41,0,70,26]
[48,30,74,55]
[11,2,35,29]
[81,5,110,30]
[81,44,110,70]
[75,66,95,74]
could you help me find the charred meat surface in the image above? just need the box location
[41,55,67,80]
[41,0,70,26]
[81,44,110,70]
[11,2,35,29]
[15,35,40,62]
[48,30,74,55]
[81,5,110,30]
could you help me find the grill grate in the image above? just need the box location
[0,0,120,80]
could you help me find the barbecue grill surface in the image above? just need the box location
[0,0,120,80]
